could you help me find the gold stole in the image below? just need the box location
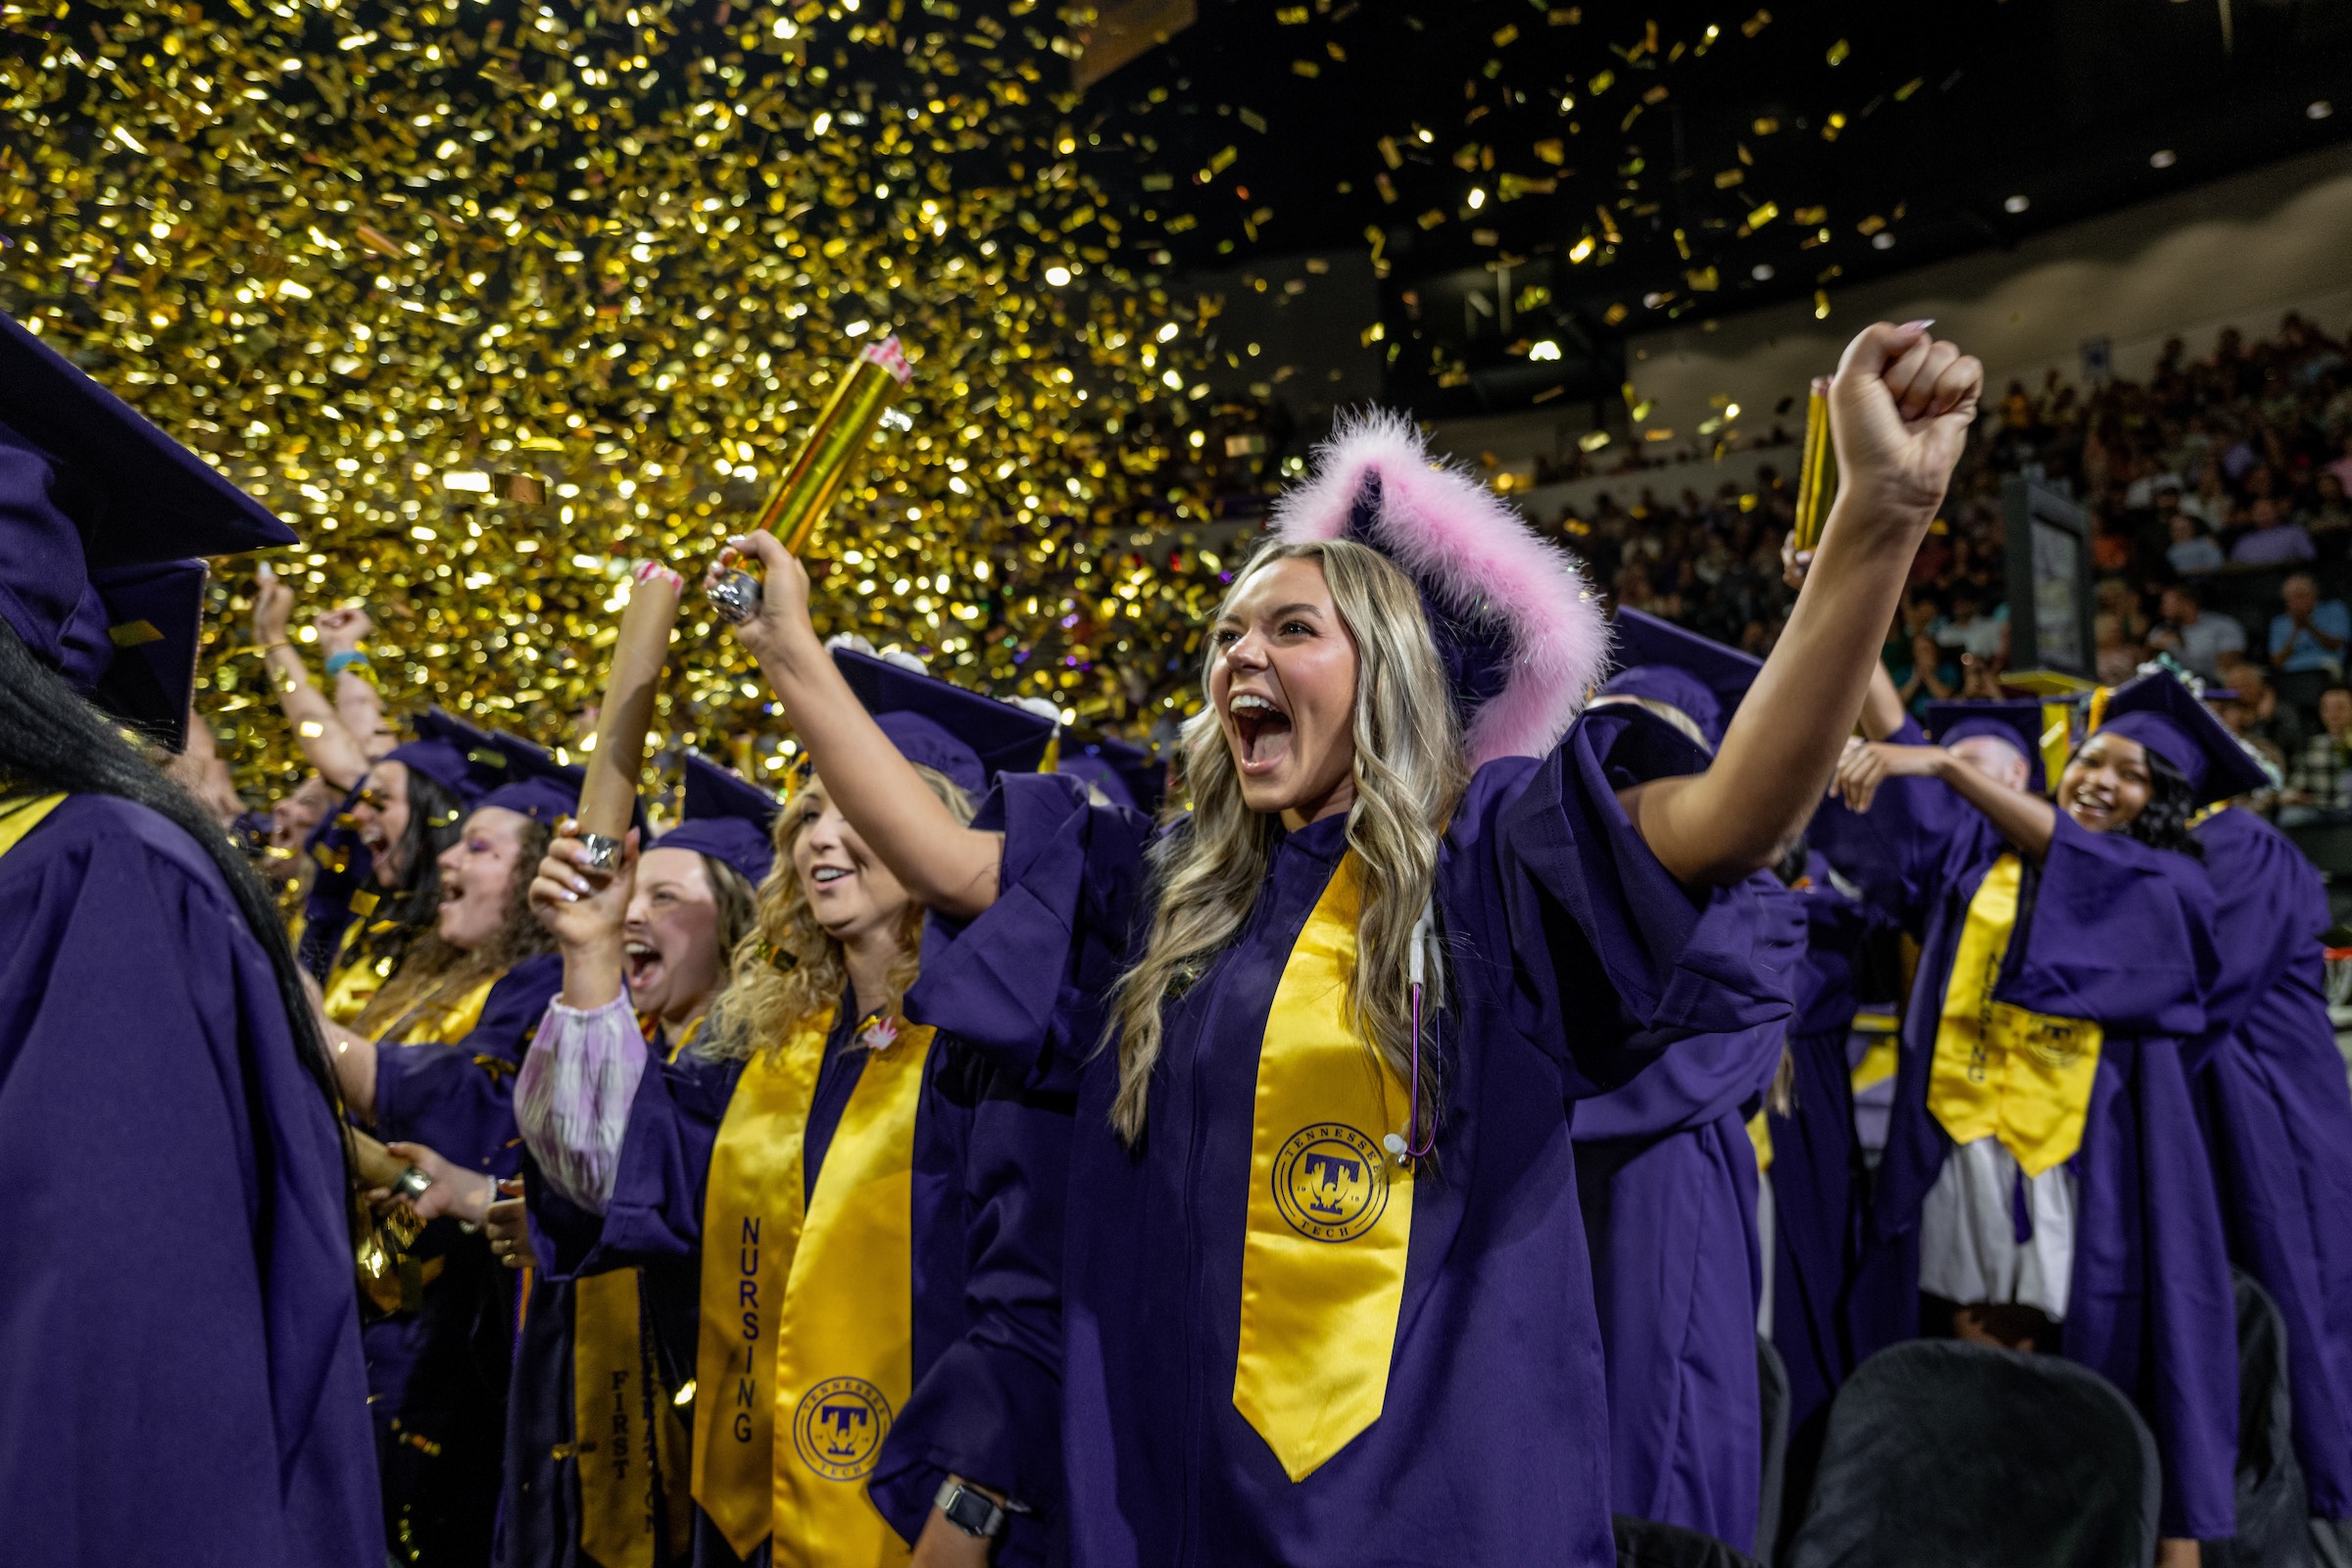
[1745,1109,1774,1174]
[322,900,393,1025]
[0,795,66,860]
[1927,856,2103,1177]
[573,1015,703,1568]
[377,971,501,1047]
[1232,852,1417,1483]
[692,1007,937,1562]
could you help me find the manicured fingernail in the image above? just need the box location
[1902,318,1935,331]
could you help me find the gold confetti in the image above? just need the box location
[3,0,1228,795]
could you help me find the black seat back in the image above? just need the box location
[2228,1270,2311,1568]
[1784,1340,2159,1568]
[1756,1334,1791,1559]
[1615,1513,1761,1568]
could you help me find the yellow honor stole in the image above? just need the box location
[377,970,501,1047]
[1233,851,1417,1483]
[0,794,65,860]
[1926,855,2103,1177]
[322,903,394,1025]
[572,1015,704,1568]
[692,1006,937,1563]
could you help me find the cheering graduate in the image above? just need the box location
[1578,608,1801,1552]
[310,709,493,1023]
[1821,672,2241,1551]
[0,312,378,1561]
[514,646,1065,1568]
[500,753,770,1568]
[714,321,1981,1566]
[321,731,576,1563]
[2188,780,2352,1553]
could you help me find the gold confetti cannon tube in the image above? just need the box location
[755,334,914,554]
[708,337,913,624]
[1791,376,1837,554]
[576,562,685,869]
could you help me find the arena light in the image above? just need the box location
[2003,194,2030,214]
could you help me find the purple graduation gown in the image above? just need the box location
[522,999,1068,1568]
[0,795,378,1564]
[1762,861,1893,1435]
[500,1018,684,1568]
[919,707,1792,1567]
[367,952,564,1559]
[2189,806,2352,1524]
[1571,878,1802,1550]
[1810,772,2239,1541]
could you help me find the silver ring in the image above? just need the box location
[392,1165,434,1201]
[706,569,763,625]
[577,832,624,871]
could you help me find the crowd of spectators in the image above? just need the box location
[1555,312,2352,824]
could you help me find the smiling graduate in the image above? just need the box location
[500,751,773,1568]
[0,308,378,1563]
[715,321,1983,1566]
[1815,671,2244,1552]
[316,728,580,1561]
[513,649,1067,1567]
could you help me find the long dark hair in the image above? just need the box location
[0,613,350,1172]
[355,765,463,978]
[2122,749,2205,861]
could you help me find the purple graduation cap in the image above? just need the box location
[829,645,1058,801]
[1598,608,1764,750]
[1269,410,1608,766]
[384,708,498,814]
[1927,699,2050,794]
[475,730,588,826]
[1059,733,1170,814]
[660,752,780,887]
[0,310,297,750]
[2092,670,2272,808]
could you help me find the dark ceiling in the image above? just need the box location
[1082,0,2352,416]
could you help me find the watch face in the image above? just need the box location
[944,1488,1002,1537]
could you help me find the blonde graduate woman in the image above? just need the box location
[704,320,1981,1567]
[512,655,1070,1568]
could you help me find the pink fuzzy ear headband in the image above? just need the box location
[1269,409,1609,767]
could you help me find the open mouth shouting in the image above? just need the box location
[1228,690,1295,777]
[624,939,664,991]
[360,819,398,883]
[2064,786,2119,831]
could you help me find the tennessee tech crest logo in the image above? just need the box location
[792,1377,894,1481]
[1273,1122,1390,1242]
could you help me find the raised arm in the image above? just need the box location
[712,532,1005,919]
[1833,740,2057,860]
[1624,321,1982,885]
[316,605,397,761]
[252,566,374,790]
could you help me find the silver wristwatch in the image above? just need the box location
[935,1478,1006,1540]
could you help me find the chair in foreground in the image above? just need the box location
[1783,1339,2160,1568]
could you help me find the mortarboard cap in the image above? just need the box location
[2091,671,2271,808]
[1927,699,2048,794]
[660,752,780,888]
[1057,733,1170,814]
[1598,609,1764,749]
[1268,411,1608,767]
[84,560,210,749]
[475,731,587,826]
[0,312,296,748]
[830,645,1057,801]
[385,708,497,811]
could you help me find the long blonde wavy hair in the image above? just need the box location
[696,765,974,1062]
[1107,538,1469,1144]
